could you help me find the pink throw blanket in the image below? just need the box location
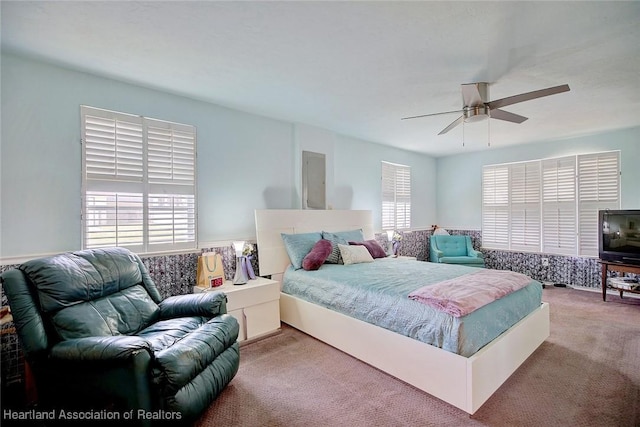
[408,269,534,317]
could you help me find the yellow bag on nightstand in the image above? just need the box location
[196,252,225,288]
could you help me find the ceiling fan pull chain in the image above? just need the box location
[462,121,465,147]
[488,118,491,147]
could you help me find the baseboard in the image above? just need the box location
[567,284,640,300]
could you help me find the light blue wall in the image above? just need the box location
[333,134,437,231]
[0,53,437,259]
[291,123,437,230]
[436,127,640,229]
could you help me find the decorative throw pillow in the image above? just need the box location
[281,232,322,270]
[302,239,333,271]
[349,239,387,259]
[433,227,450,236]
[338,244,374,265]
[321,232,348,264]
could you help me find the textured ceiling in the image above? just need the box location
[2,1,640,157]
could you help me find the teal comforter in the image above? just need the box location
[282,258,542,357]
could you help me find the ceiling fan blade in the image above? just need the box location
[401,110,462,120]
[487,84,570,110]
[438,115,464,135]
[490,108,528,124]
[461,83,485,106]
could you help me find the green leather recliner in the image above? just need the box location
[1,247,239,425]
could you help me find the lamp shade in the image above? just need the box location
[232,241,245,257]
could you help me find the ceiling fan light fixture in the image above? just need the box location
[463,105,489,123]
[402,82,569,136]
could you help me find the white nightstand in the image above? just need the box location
[194,277,280,342]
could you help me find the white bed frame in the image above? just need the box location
[255,209,550,414]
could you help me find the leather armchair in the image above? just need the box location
[429,235,485,267]
[1,247,239,425]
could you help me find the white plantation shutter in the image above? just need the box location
[395,165,411,229]
[381,162,411,230]
[542,156,576,255]
[147,121,196,186]
[83,111,144,182]
[146,119,196,250]
[84,192,144,249]
[482,165,510,249]
[483,151,620,256]
[510,162,541,251]
[148,194,196,246]
[577,152,620,256]
[82,106,197,252]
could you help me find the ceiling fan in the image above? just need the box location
[402,82,570,135]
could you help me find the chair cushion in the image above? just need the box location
[19,248,161,339]
[439,256,485,265]
[433,235,469,257]
[20,247,143,313]
[137,316,212,353]
[50,285,160,340]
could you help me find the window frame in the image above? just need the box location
[81,106,197,253]
[482,151,620,257]
[381,161,411,231]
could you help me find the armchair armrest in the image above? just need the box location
[50,336,152,362]
[159,291,228,319]
[429,238,444,263]
[468,248,484,258]
[464,238,483,258]
[47,336,154,416]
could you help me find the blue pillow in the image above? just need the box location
[281,232,322,270]
[332,229,365,242]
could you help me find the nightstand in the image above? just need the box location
[194,277,280,342]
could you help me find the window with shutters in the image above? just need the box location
[381,161,411,230]
[541,156,576,255]
[482,151,619,257]
[510,162,541,252]
[482,165,510,249]
[81,106,197,253]
[577,151,620,256]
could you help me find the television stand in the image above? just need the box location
[600,261,640,301]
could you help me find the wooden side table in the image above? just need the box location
[600,261,640,301]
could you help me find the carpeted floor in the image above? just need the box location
[196,287,640,427]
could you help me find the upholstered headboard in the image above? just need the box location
[254,209,374,278]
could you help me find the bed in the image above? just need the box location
[255,209,550,414]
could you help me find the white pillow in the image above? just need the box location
[433,227,450,235]
[338,244,374,265]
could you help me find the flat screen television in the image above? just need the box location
[599,209,640,265]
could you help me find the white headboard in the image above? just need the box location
[254,209,374,278]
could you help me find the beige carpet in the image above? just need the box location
[197,287,640,427]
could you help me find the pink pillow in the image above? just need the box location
[349,240,387,258]
[302,239,333,271]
